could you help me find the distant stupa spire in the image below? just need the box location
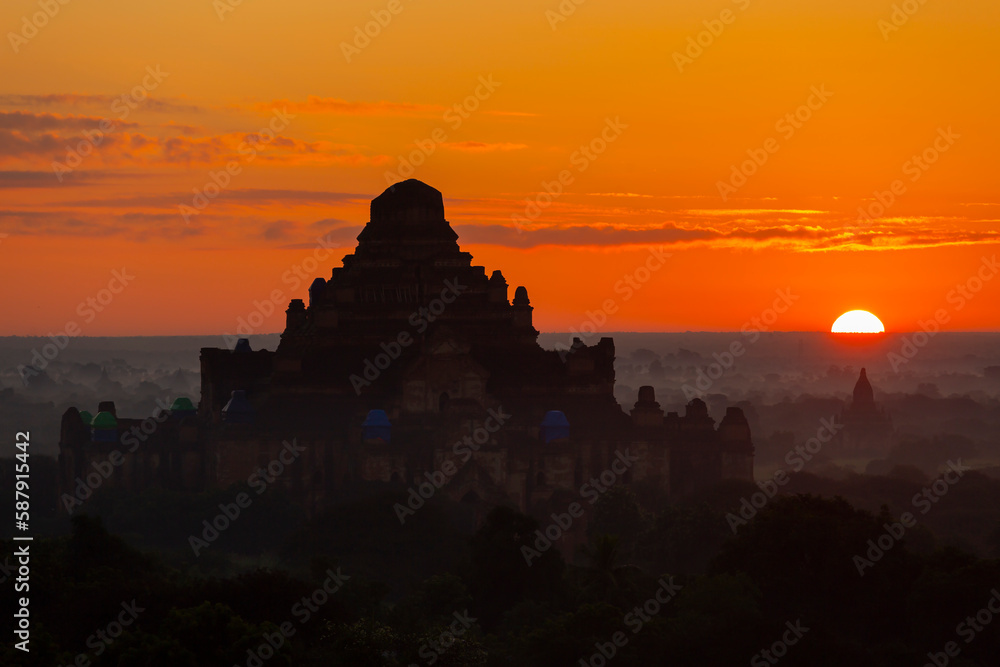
[852,367,874,406]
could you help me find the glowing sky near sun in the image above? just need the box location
[1,0,998,335]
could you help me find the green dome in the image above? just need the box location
[92,411,118,429]
[170,397,196,412]
[78,410,94,426]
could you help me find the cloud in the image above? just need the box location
[586,192,655,198]
[0,130,63,158]
[677,208,829,216]
[484,110,539,118]
[5,197,997,252]
[259,96,445,116]
[428,194,1000,252]
[0,111,137,132]
[0,207,207,240]
[279,228,359,250]
[0,128,226,164]
[162,121,206,135]
[308,217,353,229]
[0,128,390,169]
[256,97,539,121]
[0,169,147,188]
[261,220,296,240]
[0,94,204,114]
[0,170,67,187]
[454,223,709,249]
[54,188,367,209]
[442,141,527,152]
[0,207,362,245]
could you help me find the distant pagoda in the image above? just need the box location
[837,368,894,455]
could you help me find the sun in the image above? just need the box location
[831,310,885,333]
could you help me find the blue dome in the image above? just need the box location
[222,390,254,424]
[233,338,252,353]
[541,410,569,427]
[363,409,391,426]
[540,410,569,443]
[362,409,391,443]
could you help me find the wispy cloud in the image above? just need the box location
[442,141,527,152]
[0,169,147,188]
[484,110,539,118]
[0,93,204,114]
[0,128,391,169]
[0,111,137,131]
[586,192,655,198]
[454,220,1000,251]
[54,188,367,209]
[3,197,996,253]
[259,96,444,116]
[677,208,830,216]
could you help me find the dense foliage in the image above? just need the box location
[4,472,1000,666]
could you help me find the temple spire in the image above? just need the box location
[852,368,874,406]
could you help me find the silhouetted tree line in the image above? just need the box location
[3,478,1000,666]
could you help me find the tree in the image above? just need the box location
[469,506,564,628]
[711,495,920,644]
[588,486,649,558]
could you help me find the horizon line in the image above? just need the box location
[3,330,1000,339]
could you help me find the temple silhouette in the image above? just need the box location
[837,367,894,455]
[59,180,754,526]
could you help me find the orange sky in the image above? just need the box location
[1,0,999,336]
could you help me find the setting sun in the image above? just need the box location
[831,310,885,334]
